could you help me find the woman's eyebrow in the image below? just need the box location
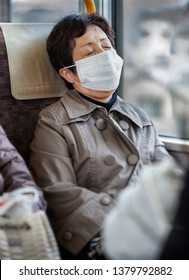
[80,38,109,48]
[100,37,109,42]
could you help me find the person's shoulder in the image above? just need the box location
[118,97,152,127]
[116,95,152,125]
[39,89,79,115]
[38,92,73,126]
[39,94,66,118]
[127,102,151,123]
[0,124,5,134]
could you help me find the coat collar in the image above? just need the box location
[61,90,96,118]
[61,90,147,128]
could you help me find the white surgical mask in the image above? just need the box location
[66,49,123,91]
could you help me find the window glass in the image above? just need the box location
[10,1,109,23]
[123,0,189,138]
[11,0,80,22]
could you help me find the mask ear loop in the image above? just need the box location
[63,64,77,77]
[63,64,76,69]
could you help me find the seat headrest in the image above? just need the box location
[0,23,67,100]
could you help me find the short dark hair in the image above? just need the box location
[46,13,115,89]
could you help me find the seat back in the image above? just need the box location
[0,23,67,164]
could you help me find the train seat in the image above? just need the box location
[0,23,67,164]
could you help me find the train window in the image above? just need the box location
[122,0,189,139]
[8,0,111,23]
[137,96,163,118]
[0,0,79,22]
[11,0,83,23]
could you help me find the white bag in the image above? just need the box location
[0,187,60,260]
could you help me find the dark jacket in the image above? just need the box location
[0,125,46,211]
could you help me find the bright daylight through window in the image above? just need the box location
[123,0,189,139]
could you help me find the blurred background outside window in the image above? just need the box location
[123,0,189,139]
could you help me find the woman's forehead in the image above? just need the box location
[74,25,107,47]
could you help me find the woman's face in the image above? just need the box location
[61,25,115,102]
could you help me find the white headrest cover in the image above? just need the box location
[0,23,67,100]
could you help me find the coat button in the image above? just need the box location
[95,119,106,130]
[104,155,116,166]
[63,232,72,242]
[127,154,139,165]
[101,196,111,205]
[119,120,129,130]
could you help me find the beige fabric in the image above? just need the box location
[0,23,67,100]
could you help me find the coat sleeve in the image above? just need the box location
[128,103,171,163]
[29,109,115,255]
[0,125,46,212]
[151,122,171,162]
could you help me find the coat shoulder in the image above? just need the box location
[127,103,152,125]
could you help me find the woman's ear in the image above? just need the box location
[59,68,75,83]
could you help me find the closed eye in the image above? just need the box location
[85,51,94,56]
[103,46,112,50]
